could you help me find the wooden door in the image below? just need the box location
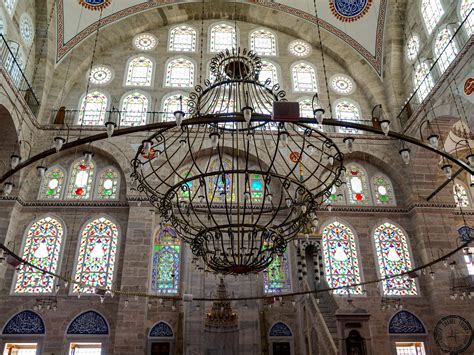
[272,342,291,355]
[151,342,170,355]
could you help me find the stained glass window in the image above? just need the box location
[299,98,313,118]
[421,0,444,34]
[19,13,34,46]
[0,13,5,35]
[4,0,17,15]
[346,164,370,205]
[208,157,234,202]
[249,174,264,201]
[250,29,276,56]
[413,62,434,102]
[291,62,317,92]
[288,39,311,57]
[322,221,363,295]
[209,23,237,52]
[259,60,278,85]
[453,183,471,208]
[89,66,113,85]
[330,74,355,95]
[38,166,66,200]
[460,0,474,36]
[169,25,197,52]
[263,250,291,294]
[14,216,64,293]
[133,33,157,51]
[72,217,118,293]
[372,175,395,205]
[95,168,119,200]
[165,57,195,88]
[120,92,148,126]
[326,183,346,205]
[151,226,181,294]
[66,159,95,200]
[434,27,458,74]
[373,222,418,296]
[335,100,361,134]
[125,56,153,87]
[161,94,189,122]
[78,91,108,126]
[406,34,420,62]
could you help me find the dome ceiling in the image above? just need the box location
[57,0,386,75]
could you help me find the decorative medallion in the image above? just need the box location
[67,311,109,335]
[464,77,473,96]
[149,322,173,337]
[79,0,112,11]
[388,311,426,334]
[269,322,292,337]
[2,310,45,335]
[330,74,356,95]
[133,33,158,51]
[329,0,373,22]
[288,40,312,57]
[434,315,473,354]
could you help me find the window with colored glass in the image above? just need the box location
[66,159,95,200]
[120,92,148,126]
[165,58,195,87]
[125,56,153,87]
[38,166,65,200]
[96,168,119,200]
[78,91,108,126]
[169,25,197,52]
[346,164,370,205]
[372,175,395,205]
[151,226,181,294]
[263,249,291,294]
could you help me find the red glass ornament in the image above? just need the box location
[355,193,363,201]
[79,164,88,169]
[75,188,85,196]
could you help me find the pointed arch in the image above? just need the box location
[12,216,65,294]
[209,22,237,53]
[2,310,45,334]
[95,166,120,200]
[66,310,109,335]
[371,174,396,206]
[124,55,154,87]
[321,220,363,295]
[453,180,471,208]
[388,311,427,334]
[149,321,174,338]
[249,28,277,56]
[38,165,66,200]
[77,90,109,126]
[151,225,181,295]
[120,90,149,126]
[72,216,119,294]
[161,92,190,122]
[291,61,317,92]
[434,26,458,74]
[66,157,95,200]
[420,0,444,34]
[333,98,362,134]
[168,25,197,52]
[413,61,434,102]
[372,221,418,296]
[164,56,195,88]
[345,162,371,205]
[269,322,292,337]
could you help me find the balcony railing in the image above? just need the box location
[397,10,473,129]
[0,35,40,115]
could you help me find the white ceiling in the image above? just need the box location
[57,0,386,75]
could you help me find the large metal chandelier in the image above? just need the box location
[131,48,344,275]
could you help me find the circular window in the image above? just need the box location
[133,33,157,51]
[406,34,420,62]
[329,74,356,95]
[89,65,113,85]
[20,13,34,46]
[288,40,312,57]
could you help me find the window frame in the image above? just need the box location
[163,56,196,88]
[76,90,110,126]
[332,97,362,134]
[168,24,198,53]
[37,164,67,201]
[370,173,397,206]
[65,157,96,200]
[413,60,435,103]
[290,61,318,93]
[433,25,459,75]
[119,90,150,127]
[208,21,239,53]
[249,27,278,57]
[123,54,155,88]
[160,92,191,122]
[94,166,121,201]
[420,0,444,35]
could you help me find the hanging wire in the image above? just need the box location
[198,0,205,86]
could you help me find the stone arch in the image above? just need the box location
[388,310,427,334]
[149,321,174,338]
[66,310,109,335]
[268,321,294,355]
[2,310,45,335]
[269,321,292,337]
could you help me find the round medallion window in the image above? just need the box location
[329,74,356,95]
[288,40,312,57]
[20,13,34,46]
[89,66,113,85]
[133,33,158,51]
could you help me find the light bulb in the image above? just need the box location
[428,134,439,149]
[3,182,13,196]
[328,156,334,165]
[180,138,186,149]
[10,154,21,169]
[142,139,152,155]
[174,110,185,126]
[242,107,253,123]
[36,166,47,178]
[280,131,289,146]
[210,133,219,149]
[442,164,453,180]
[266,193,273,203]
[343,137,354,153]
[53,137,65,152]
[380,120,390,135]
[399,148,411,165]
[314,108,325,125]
[105,121,116,138]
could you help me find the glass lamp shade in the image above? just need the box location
[380,120,390,135]
[314,108,325,125]
[399,148,411,165]
[174,110,185,126]
[36,165,47,178]
[343,137,355,153]
[241,107,253,123]
[428,134,439,149]
[105,121,116,138]
[10,154,21,169]
[53,137,66,152]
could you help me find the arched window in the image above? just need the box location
[250,28,277,56]
[13,216,64,293]
[258,60,279,85]
[421,0,444,34]
[120,91,149,126]
[95,167,120,200]
[460,0,474,36]
[208,157,234,202]
[4,0,17,16]
[72,217,118,294]
[406,34,420,61]
[66,158,95,200]
[161,94,190,122]
[334,100,361,134]
[2,310,45,335]
[264,250,291,294]
[371,175,395,205]
[38,165,66,200]
[269,322,292,337]
[346,163,371,205]
[149,322,173,337]
[0,12,5,35]
[413,62,434,102]
[434,27,458,74]
[78,91,108,126]
[299,98,313,118]
[322,221,363,295]
[169,25,197,52]
[67,310,108,335]
[326,183,347,205]
[373,222,418,296]
[209,23,237,52]
[291,62,317,92]
[151,226,181,294]
[125,56,153,87]
[249,173,264,202]
[165,57,195,88]
[453,182,471,208]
